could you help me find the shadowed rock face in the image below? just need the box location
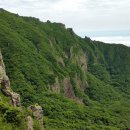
[63,78,75,98]
[0,51,21,107]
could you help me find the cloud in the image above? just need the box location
[91,36,130,47]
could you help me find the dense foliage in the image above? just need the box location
[0,9,130,130]
[0,92,27,130]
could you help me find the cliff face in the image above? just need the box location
[0,9,130,130]
[0,51,44,130]
[0,51,21,107]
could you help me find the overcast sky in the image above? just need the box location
[0,0,130,46]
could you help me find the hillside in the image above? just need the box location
[0,9,130,130]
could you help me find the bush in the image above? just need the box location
[4,108,23,125]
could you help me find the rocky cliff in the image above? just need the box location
[0,51,21,107]
[0,51,44,130]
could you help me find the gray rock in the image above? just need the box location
[28,104,44,130]
[27,116,34,130]
[0,51,21,107]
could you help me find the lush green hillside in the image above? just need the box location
[0,100,27,130]
[0,9,130,130]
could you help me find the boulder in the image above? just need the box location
[28,104,44,130]
[10,91,21,107]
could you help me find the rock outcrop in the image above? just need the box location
[51,77,75,99]
[27,116,34,130]
[0,51,44,130]
[63,78,75,98]
[0,51,21,107]
[51,77,60,93]
[28,104,44,130]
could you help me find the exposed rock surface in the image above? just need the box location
[51,77,60,93]
[0,51,44,130]
[28,104,44,130]
[57,57,65,67]
[27,116,34,130]
[63,78,75,98]
[0,51,21,107]
[67,28,75,35]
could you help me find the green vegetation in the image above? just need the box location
[0,101,27,130]
[0,9,130,129]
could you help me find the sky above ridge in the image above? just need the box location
[0,0,130,46]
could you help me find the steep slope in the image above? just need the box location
[0,50,44,130]
[0,51,27,130]
[0,9,130,130]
